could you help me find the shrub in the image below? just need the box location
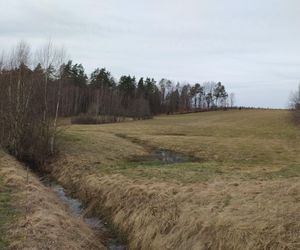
[71,115,125,124]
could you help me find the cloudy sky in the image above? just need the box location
[1,0,300,108]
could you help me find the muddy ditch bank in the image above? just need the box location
[39,174,127,250]
[32,134,197,250]
[0,153,105,249]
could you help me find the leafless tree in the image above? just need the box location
[0,41,66,166]
[229,92,235,107]
[289,84,300,123]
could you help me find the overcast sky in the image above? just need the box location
[1,0,300,108]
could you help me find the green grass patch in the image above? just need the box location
[261,165,300,179]
[97,161,227,183]
[0,179,18,249]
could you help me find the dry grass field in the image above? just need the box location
[51,109,300,249]
[60,109,300,182]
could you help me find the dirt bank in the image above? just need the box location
[0,152,105,250]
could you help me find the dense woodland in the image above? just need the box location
[0,42,233,166]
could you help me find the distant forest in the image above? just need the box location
[56,62,232,119]
[0,42,233,165]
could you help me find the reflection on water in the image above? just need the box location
[153,149,191,163]
[130,148,196,165]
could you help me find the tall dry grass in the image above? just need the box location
[50,154,300,250]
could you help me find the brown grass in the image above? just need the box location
[48,110,300,249]
[0,152,105,250]
[50,156,300,249]
[60,110,300,182]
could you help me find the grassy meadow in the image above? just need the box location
[61,109,300,183]
[51,109,300,249]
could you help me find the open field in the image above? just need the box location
[48,109,300,249]
[60,109,300,182]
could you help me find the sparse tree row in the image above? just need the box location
[0,42,64,166]
[0,41,233,166]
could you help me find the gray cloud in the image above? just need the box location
[1,0,300,108]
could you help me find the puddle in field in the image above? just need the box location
[41,177,126,250]
[115,134,197,165]
[153,149,192,163]
[130,149,196,164]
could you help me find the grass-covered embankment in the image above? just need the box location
[51,110,300,249]
[0,151,105,250]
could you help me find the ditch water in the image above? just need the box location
[40,176,126,250]
[35,140,194,249]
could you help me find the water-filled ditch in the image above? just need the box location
[40,176,126,250]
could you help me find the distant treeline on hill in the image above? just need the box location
[0,61,233,119]
[0,56,235,120]
[55,62,234,118]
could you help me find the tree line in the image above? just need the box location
[52,62,233,118]
[0,41,234,166]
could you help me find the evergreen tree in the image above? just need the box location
[90,68,115,89]
[137,77,145,97]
